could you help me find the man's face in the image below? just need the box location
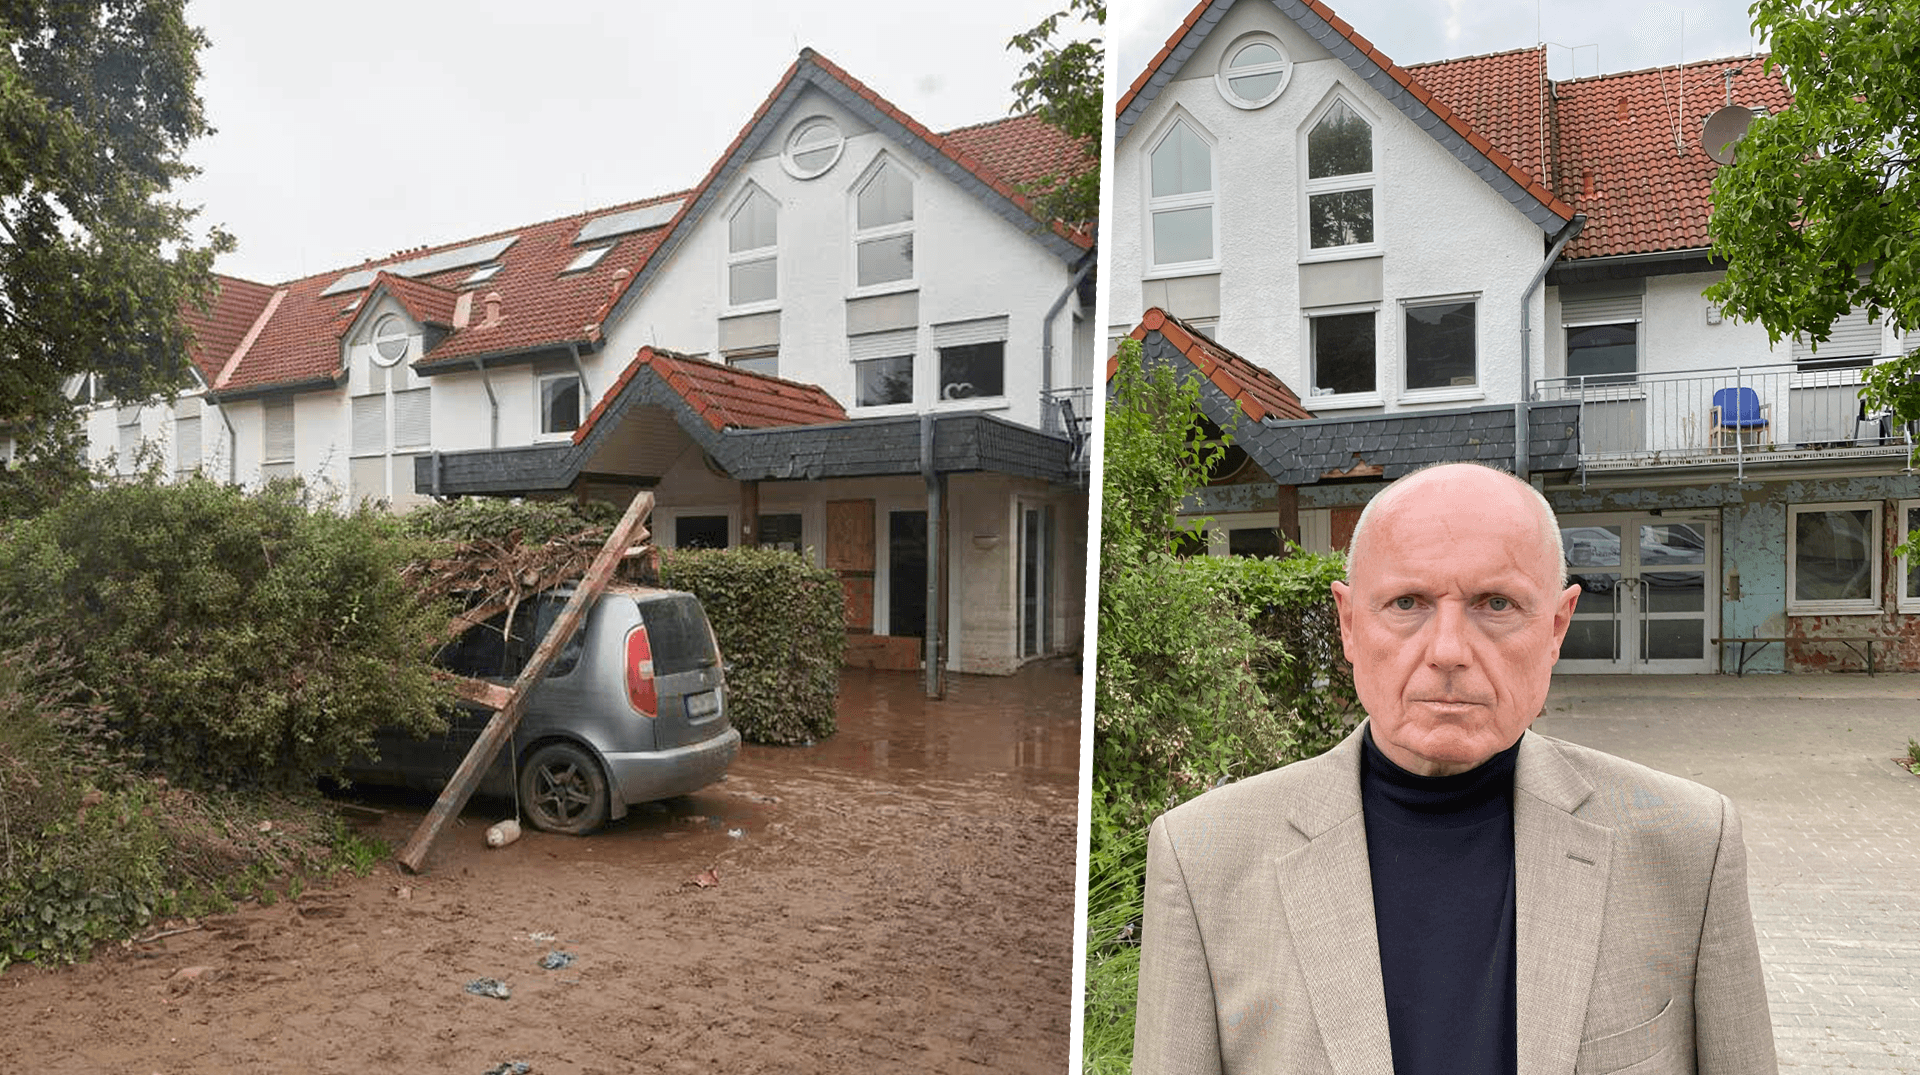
[1330,467,1581,776]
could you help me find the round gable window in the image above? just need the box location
[782,117,845,179]
[371,314,409,367]
[1216,34,1292,109]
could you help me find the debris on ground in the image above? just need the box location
[464,978,511,1000]
[522,931,557,943]
[482,1063,531,1075]
[538,951,574,971]
[727,828,745,839]
[485,818,522,848]
[686,867,720,889]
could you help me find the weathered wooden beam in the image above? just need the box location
[397,491,656,873]
[436,671,515,712]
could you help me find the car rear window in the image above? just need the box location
[637,594,718,675]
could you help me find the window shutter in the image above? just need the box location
[392,388,431,449]
[175,415,201,472]
[849,328,917,362]
[1795,308,1882,361]
[263,400,295,463]
[1560,294,1643,326]
[932,316,1010,349]
[352,394,387,455]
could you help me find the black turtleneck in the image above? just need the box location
[1360,725,1520,1075]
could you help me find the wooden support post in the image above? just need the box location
[396,490,655,873]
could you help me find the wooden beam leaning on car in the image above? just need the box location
[396,490,657,873]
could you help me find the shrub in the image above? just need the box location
[1084,340,1357,1071]
[660,545,844,745]
[0,476,452,791]
[402,495,619,545]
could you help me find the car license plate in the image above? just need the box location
[687,690,720,718]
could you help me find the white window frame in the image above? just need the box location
[1300,91,1381,262]
[1787,500,1882,616]
[1400,293,1484,405]
[849,153,916,297]
[1143,109,1218,278]
[1898,499,1920,614]
[1214,32,1292,110]
[1303,302,1383,409]
[537,372,582,440]
[849,327,919,416]
[664,508,738,550]
[371,315,409,367]
[781,116,845,180]
[724,184,779,313]
[932,317,1011,412]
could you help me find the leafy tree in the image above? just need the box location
[0,0,231,436]
[1703,1,1919,396]
[1008,0,1103,224]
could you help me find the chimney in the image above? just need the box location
[483,291,502,328]
[453,291,473,329]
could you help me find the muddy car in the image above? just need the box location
[346,583,739,834]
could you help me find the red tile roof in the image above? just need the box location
[207,52,1094,398]
[1118,0,1575,224]
[1551,57,1790,259]
[180,274,277,384]
[1408,47,1549,188]
[574,347,847,445]
[1110,308,1315,423]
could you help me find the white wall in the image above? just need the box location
[1110,0,1550,413]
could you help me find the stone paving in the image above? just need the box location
[1535,674,1920,1072]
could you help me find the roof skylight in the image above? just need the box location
[562,246,613,274]
[574,200,684,245]
[321,235,520,296]
[462,263,503,286]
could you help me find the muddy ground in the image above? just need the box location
[2,664,1082,1074]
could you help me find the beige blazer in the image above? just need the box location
[1133,724,1776,1075]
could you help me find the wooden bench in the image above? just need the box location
[1711,635,1885,677]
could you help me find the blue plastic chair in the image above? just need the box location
[1709,386,1770,448]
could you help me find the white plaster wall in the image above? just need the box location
[1111,0,1548,411]
[604,84,1086,432]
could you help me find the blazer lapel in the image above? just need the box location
[1512,731,1615,1075]
[1275,726,1395,1075]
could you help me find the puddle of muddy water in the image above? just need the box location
[739,660,1083,787]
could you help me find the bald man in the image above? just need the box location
[1132,463,1776,1075]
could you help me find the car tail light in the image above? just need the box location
[625,625,657,717]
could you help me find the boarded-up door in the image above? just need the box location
[826,499,876,632]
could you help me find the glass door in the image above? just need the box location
[1555,514,1716,674]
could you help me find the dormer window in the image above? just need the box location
[1215,34,1291,109]
[783,117,845,179]
[1147,118,1213,271]
[1306,99,1375,252]
[854,158,913,289]
[727,187,778,307]
[371,315,408,367]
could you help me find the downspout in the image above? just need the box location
[921,413,942,700]
[211,393,239,486]
[568,342,593,416]
[1516,213,1586,480]
[1042,253,1097,396]
[472,357,499,449]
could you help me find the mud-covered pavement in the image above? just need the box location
[2,663,1082,1074]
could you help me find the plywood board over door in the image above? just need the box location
[826,498,876,633]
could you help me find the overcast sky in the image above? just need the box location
[175,0,1067,283]
[1116,0,1763,93]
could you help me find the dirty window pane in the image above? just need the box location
[1560,617,1618,660]
[1640,523,1706,565]
[1406,301,1476,390]
[1312,312,1375,395]
[1562,525,1622,568]
[856,355,913,406]
[1309,189,1373,248]
[1794,508,1873,602]
[1308,100,1371,178]
[1567,323,1637,381]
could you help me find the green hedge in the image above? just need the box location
[660,545,844,745]
[0,476,452,791]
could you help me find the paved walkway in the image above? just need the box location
[1535,675,1920,1072]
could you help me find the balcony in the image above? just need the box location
[1039,385,1093,483]
[1534,358,1915,475]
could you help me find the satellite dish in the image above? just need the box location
[1702,105,1756,165]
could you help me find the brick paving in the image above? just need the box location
[1535,675,1920,1072]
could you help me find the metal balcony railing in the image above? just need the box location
[1039,385,1093,480]
[1534,357,1916,477]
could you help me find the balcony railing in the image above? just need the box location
[1535,357,1915,476]
[1039,385,1093,481]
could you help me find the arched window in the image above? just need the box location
[1306,99,1375,251]
[1148,119,1212,270]
[727,187,778,307]
[854,159,914,288]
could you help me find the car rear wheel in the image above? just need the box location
[519,742,609,835]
